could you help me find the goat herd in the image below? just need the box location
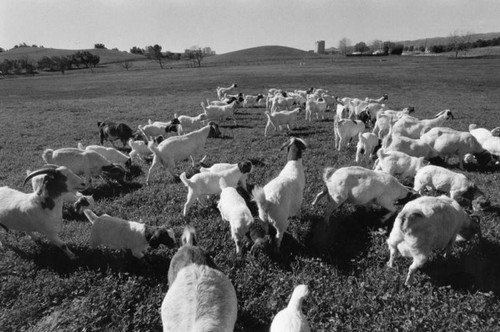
[1,82,500,331]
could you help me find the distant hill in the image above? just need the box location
[205,45,315,64]
[397,32,500,48]
[0,47,145,64]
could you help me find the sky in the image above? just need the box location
[1,0,500,54]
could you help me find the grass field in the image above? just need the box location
[1,55,500,331]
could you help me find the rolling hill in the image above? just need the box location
[205,45,316,64]
[397,31,500,48]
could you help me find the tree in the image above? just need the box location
[146,44,165,69]
[354,41,369,53]
[184,46,205,67]
[370,39,383,52]
[94,43,106,49]
[338,37,351,55]
[130,46,144,55]
[74,51,100,71]
[0,47,4,53]
[121,61,133,71]
[448,31,473,57]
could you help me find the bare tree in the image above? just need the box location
[338,38,352,56]
[370,39,383,52]
[448,31,473,57]
[121,61,133,71]
[184,46,205,67]
[146,44,165,69]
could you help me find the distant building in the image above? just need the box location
[202,47,216,56]
[315,40,325,54]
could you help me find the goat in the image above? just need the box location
[218,178,265,254]
[179,161,253,216]
[365,94,388,104]
[270,284,311,332]
[420,127,493,170]
[355,132,381,163]
[413,165,489,211]
[201,100,238,126]
[264,108,302,137]
[391,109,454,139]
[200,162,250,191]
[387,195,481,285]
[305,97,327,121]
[469,124,500,145]
[128,136,164,162]
[97,121,137,147]
[139,119,179,140]
[161,226,237,332]
[312,166,413,223]
[42,148,128,184]
[216,83,238,100]
[382,134,443,162]
[373,149,428,181]
[77,142,131,169]
[83,210,176,259]
[243,94,265,108]
[0,166,86,259]
[252,137,307,251]
[146,122,220,184]
[174,113,208,134]
[334,117,366,151]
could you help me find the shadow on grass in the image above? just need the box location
[423,238,500,295]
[84,180,143,200]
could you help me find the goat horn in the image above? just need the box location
[24,167,58,186]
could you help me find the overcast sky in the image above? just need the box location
[1,0,499,54]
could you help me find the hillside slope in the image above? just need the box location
[206,45,316,64]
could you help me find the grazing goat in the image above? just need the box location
[420,127,493,170]
[201,100,238,126]
[77,143,131,168]
[252,137,307,251]
[312,166,412,223]
[97,121,137,147]
[139,119,179,140]
[174,113,207,134]
[270,284,311,332]
[365,93,388,104]
[382,134,442,162]
[42,148,128,184]
[200,162,250,191]
[373,149,428,181]
[355,132,381,163]
[162,226,237,332]
[128,136,164,162]
[413,165,488,210]
[179,161,253,216]
[0,166,86,259]
[83,210,176,259]
[218,178,265,254]
[264,108,302,137]
[216,83,238,100]
[391,109,454,139]
[334,117,366,151]
[387,195,481,285]
[305,97,327,121]
[146,122,220,184]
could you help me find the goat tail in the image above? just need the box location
[42,149,54,164]
[83,209,98,224]
[179,172,191,188]
[181,225,197,246]
[322,166,336,183]
[77,142,85,150]
[252,186,270,215]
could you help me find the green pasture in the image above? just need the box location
[1,55,500,331]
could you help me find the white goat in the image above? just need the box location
[305,97,327,121]
[139,120,179,140]
[174,113,208,134]
[336,102,350,119]
[383,134,442,161]
[413,165,487,210]
[365,94,388,104]
[179,161,253,216]
[243,94,265,108]
[387,195,481,285]
[391,109,454,139]
[373,149,428,180]
[252,137,307,251]
[334,117,366,151]
[264,108,302,137]
[201,100,238,126]
[0,166,86,259]
[161,226,237,332]
[420,127,491,169]
[42,148,128,184]
[270,95,298,112]
[218,178,265,254]
[270,284,311,332]
[312,166,412,223]
[200,162,250,191]
[355,132,380,163]
[128,137,164,162]
[216,83,238,100]
[146,122,220,184]
[83,210,176,259]
[469,124,500,145]
[77,142,131,168]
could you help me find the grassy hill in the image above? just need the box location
[398,32,500,48]
[206,45,318,65]
[0,47,145,64]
